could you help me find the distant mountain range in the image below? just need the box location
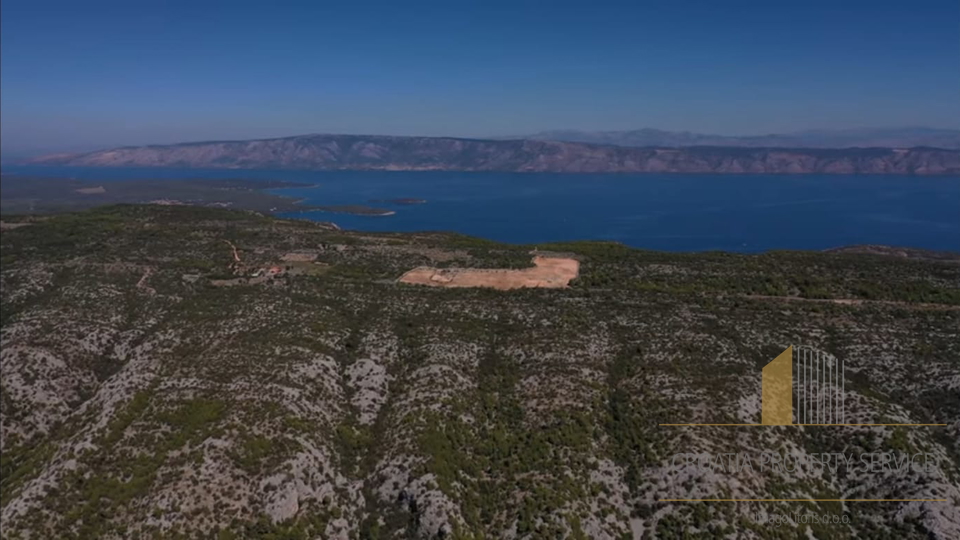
[520,127,960,150]
[26,133,960,174]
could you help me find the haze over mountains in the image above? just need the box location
[520,127,960,150]
[25,132,960,175]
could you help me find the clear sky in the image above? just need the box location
[2,0,959,156]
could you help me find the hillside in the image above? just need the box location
[522,127,960,150]
[0,175,393,217]
[0,176,313,215]
[2,205,959,539]
[26,134,960,174]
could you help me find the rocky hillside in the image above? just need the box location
[523,127,960,150]
[2,206,959,539]
[26,134,960,174]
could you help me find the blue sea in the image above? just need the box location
[7,166,960,253]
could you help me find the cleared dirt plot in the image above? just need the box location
[280,251,319,262]
[398,255,579,290]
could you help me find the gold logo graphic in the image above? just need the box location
[662,345,943,427]
[761,346,793,425]
[764,345,845,425]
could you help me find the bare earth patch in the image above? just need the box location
[398,256,579,290]
[281,252,319,262]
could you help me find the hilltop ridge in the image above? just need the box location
[26,133,960,174]
[521,126,960,150]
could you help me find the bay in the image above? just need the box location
[7,166,959,253]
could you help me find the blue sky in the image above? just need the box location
[2,0,959,155]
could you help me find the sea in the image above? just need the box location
[7,166,960,253]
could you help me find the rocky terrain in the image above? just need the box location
[25,134,960,174]
[1,205,959,539]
